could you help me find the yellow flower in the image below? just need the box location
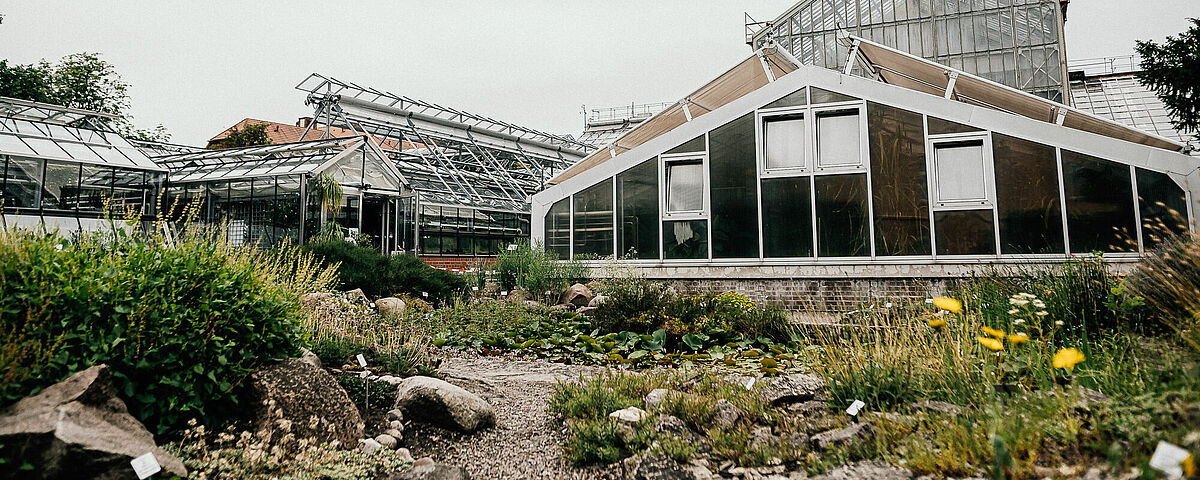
[1008,333,1029,345]
[1052,348,1086,371]
[927,318,947,328]
[978,337,1004,351]
[932,297,962,314]
[1183,455,1196,477]
[980,326,1007,340]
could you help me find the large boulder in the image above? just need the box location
[377,297,407,317]
[245,358,364,447]
[383,457,471,480]
[559,283,594,308]
[0,365,187,479]
[394,376,495,433]
[621,454,713,480]
[810,460,912,480]
[761,373,827,405]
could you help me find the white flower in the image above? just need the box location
[1032,300,1046,308]
[1007,309,1019,314]
[1010,299,1030,306]
[1055,320,1064,326]
[1035,311,1049,317]
[1013,319,1026,325]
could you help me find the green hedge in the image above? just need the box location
[302,238,466,304]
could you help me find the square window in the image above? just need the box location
[934,140,988,204]
[763,115,806,171]
[665,161,704,213]
[816,110,861,169]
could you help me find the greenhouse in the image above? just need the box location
[0,96,168,232]
[532,37,1195,280]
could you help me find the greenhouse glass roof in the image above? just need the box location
[0,97,166,172]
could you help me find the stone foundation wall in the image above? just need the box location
[659,277,956,311]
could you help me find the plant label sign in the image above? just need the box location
[472,286,479,291]
[421,292,428,298]
[1149,441,1190,479]
[356,354,368,368]
[501,291,508,296]
[845,400,866,416]
[130,452,161,479]
[507,244,518,251]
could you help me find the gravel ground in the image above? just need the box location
[403,356,616,479]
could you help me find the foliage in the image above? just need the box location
[301,292,435,377]
[302,238,465,303]
[1136,18,1200,135]
[336,374,400,413]
[0,220,335,435]
[1126,233,1200,352]
[312,173,343,216]
[0,60,53,103]
[592,276,676,334]
[493,240,589,300]
[219,122,273,148]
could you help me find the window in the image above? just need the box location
[544,198,571,258]
[935,209,996,255]
[664,136,705,155]
[816,110,862,169]
[930,134,996,256]
[665,159,704,214]
[933,140,989,205]
[762,177,813,257]
[617,159,659,259]
[709,114,758,258]
[763,87,808,109]
[572,178,614,258]
[868,102,930,256]
[815,174,870,257]
[1062,150,1137,253]
[927,116,982,135]
[992,133,1064,254]
[41,160,79,211]
[1136,168,1189,249]
[763,114,806,171]
[3,156,42,209]
[663,220,707,260]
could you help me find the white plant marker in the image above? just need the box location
[356,354,368,368]
[507,244,519,251]
[472,286,479,291]
[130,452,161,479]
[501,291,508,296]
[1149,441,1191,480]
[421,291,428,298]
[846,400,866,416]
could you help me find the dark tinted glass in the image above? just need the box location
[709,113,759,258]
[573,178,614,258]
[868,102,930,256]
[544,198,571,258]
[935,209,996,255]
[41,160,79,210]
[762,177,813,257]
[663,220,708,259]
[815,173,870,257]
[665,136,706,155]
[617,159,659,259]
[810,87,858,104]
[993,133,1064,254]
[1136,168,1190,249]
[1062,150,1137,252]
[927,116,982,135]
[764,87,808,109]
[2,156,41,208]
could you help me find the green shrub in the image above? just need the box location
[302,238,466,304]
[493,240,589,300]
[336,374,400,412]
[0,224,334,434]
[593,277,676,334]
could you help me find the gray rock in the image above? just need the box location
[298,346,322,369]
[589,294,608,308]
[560,283,594,308]
[549,304,575,312]
[609,406,648,424]
[762,374,827,405]
[245,358,364,446]
[785,432,810,452]
[394,376,496,433]
[1077,387,1109,407]
[653,415,691,439]
[384,458,472,480]
[377,296,407,317]
[786,400,829,416]
[385,428,404,438]
[622,454,713,480]
[713,399,742,428]
[396,447,414,462]
[810,423,873,451]
[387,408,405,422]
[361,438,384,454]
[389,420,404,430]
[345,288,371,306]
[300,292,335,308]
[522,300,542,310]
[910,399,963,416]
[810,460,912,480]
[576,306,599,316]
[750,426,778,450]
[505,288,533,303]
[0,365,188,479]
[375,433,398,449]
[644,388,670,411]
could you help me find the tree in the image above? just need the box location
[219,123,272,148]
[0,60,52,103]
[1136,18,1200,135]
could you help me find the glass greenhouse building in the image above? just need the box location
[533,38,1194,285]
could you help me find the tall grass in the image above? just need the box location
[1127,233,1200,352]
[493,240,590,301]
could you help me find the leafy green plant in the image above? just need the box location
[593,276,677,334]
[302,238,465,302]
[493,240,589,300]
[336,374,400,412]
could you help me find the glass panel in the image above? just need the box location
[77,164,113,213]
[666,161,703,212]
[617,159,659,259]
[0,133,35,156]
[544,197,571,258]
[763,114,806,170]
[111,168,147,216]
[816,110,861,169]
[934,141,988,204]
[422,234,441,254]
[868,102,931,256]
[664,136,706,155]
[1062,150,1137,253]
[276,175,302,244]
[993,133,1064,254]
[1136,168,1189,249]
[810,87,858,104]
[572,178,614,258]
[815,174,870,257]
[935,209,996,255]
[3,156,42,208]
[709,113,758,258]
[41,160,79,210]
[663,220,707,260]
[927,116,983,135]
[764,88,808,109]
[762,177,813,257]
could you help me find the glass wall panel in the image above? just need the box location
[764,88,808,109]
[762,177,813,257]
[1062,150,1137,253]
[666,161,703,212]
[993,133,1064,254]
[663,220,707,259]
[763,114,806,170]
[1136,168,1189,249]
[816,110,861,169]
[664,136,706,155]
[815,174,869,256]
[77,164,112,213]
[572,178,614,258]
[544,198,571,258]
[276,175,302,244]
[935,209,996,255]
[810,87,858,104]
[709,114,758,258]
[2,156,41,208]
[112,168,147,216]
[41,160,79,211]
[617,159,659,259]
[928,116,983,135]
[868,102,930,256]
[250,178,277,246]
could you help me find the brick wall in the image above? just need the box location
[661,277,956,311]
[419,256,495,272]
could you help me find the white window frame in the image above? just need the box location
[812,102,868,174]
[660,152,708,220]
[757,106,810,177]
[927,132,995,211]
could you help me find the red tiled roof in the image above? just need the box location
[207,118,414,151]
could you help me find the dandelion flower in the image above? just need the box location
[1052,348,1085,371]
[1184,455,1196,477]
[980,326,1007,339]
[978,337,1004,351]
[933,297,962,314]
[927,318,947,328]
[1009,333,1029,345]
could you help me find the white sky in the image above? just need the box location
[0,1,1196,145]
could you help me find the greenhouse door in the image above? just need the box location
[362,195,397,253]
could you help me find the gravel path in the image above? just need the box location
[404,356,615,479]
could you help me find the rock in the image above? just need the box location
[383,458,471,480]
[245,358,364,447]
[377,297,407,317]
[560,283,594,308]
[396,447,414,462]
[713,399,742,428]
[615,422,639,445]
[609,406,648,424]
[871,411,917,427]
[910,399,963,416]
[589,294,608,308]
[414,457,434,468]
[645,389,670,411]
[301,291,335,308]
[394,376,496,433]
[750,426,778,449]
[1077,387,1109,407]
[385,428,404,438]
[653,415,694,440]
[762,374,827,405]
[810,460,912,480]
[522,300,542,310]
[810,423,873,451]
[389,420,404,430]
[549,304,575,312]
[361,437,383,453]
[388,409,405,422]
[381,376,405,385]
[298,346,322,369]
[621,454,713,480]
[345,288,371,306]
[577,306,598,316]
[785,432,810,452]
[786,400,829,416]
[0,365,188,479]
[375,433,398,449]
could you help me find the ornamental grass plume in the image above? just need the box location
[1052,348,1085,371]
[978,337,1004,351]
[932,297,962,314]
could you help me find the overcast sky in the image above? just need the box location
[1,1,1195,145]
